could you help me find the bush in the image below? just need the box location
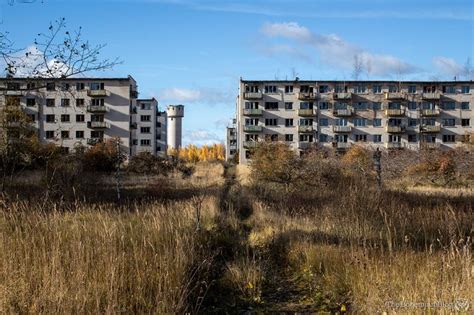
[127,152,172,176]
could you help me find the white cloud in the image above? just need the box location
[183,129,224,146]
[259,22,418,77]
[159,87,234,104]
[432,56,463,76]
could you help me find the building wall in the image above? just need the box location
[133,99,158,155]
[225,127,237,161]
[237,79,474,165]
[156,111,167,157]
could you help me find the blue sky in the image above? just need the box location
[1,0,473,145]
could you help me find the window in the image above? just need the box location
[372,102,382,111]
[284,85,293,93]
[61,131,70,139]
[373,119,382,127]
[299,134,313,142]
[45,131,55,139]
[388,85,399,93]
[46,98,55,107]
[140,103,152,110]
[408,134,417,142]
[299,119,313,126]
[284,102,293,110]
[245,102,258,109]
[265,118,277,126]
[265,102,278,110]
[442,86,456,94]
[461,102,470,110]
[335,119,348,126]
[373,135,382,143]
[140,139,151,146]
[355,134,367,142]
[91,114,104,122]
[354,85,366,93]
[61,83,70,91]
[408,85,417,94]
[140,127,151,133]
[91,131,104,138]
[353,118,367,127]
[387,102,401,109]
[132,139,138,145]
[461,86,470,94]
[76,83,85,90]
[299,102,313,109]
[91,99,105,106]
[245,85,259,93]
[300,85,313,93]
[264,85,277,93]
[442,119,455,127]
[61,99,70,107]
[76,114,85,122]
[76,98,85,106]
[408,119,418,127]
[408,102,417,110]
[140,115,151,122]
[372,85,382,93]
[265,134,279,142]
[26,82,36,90]
[422,102,436,110]
[285,119,294,127]
[76,131,84,139]
[461,119,470,127]
[442,135,455,143]
[26,98,36,106]
[441,102,455,110]
[319,118,329,126]
[61,114,70,122]
[156,122,162,128]
[46,83,55,91]
[353,102,368,110]
[319,134,328,142]
[90,82,105,90]
[46,115,55,123]
[319,102,329,110]
[319,85,329,93]
[335,85,347,93]
[245,118,259,126]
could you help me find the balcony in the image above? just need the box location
[5,90,23,96]
[130,122,137,129]
[298,142,314,149]
[130,90,139,98]
[87,89,109,97]
[298,125,314,133]
[243,108,263,116]
[385,126,405,133]
[298,92,317,100]
[243,92,263,99]
[87,105,108,113]
[421,109,440,116]
[297,109,315,116]
[420,142,440,149]
[333,126,352,133]
[87,138,103,145]
[422,92,441,100]
[385,142,404,149]
[385,92,406,100]
[333,92,352,100]
[87,121,108,129]
[243,141,259,148]
[420,125,441,133]
[385,109,405,116]
[243,125,262,132]
[335,142,351,150]
[333,108,353,117]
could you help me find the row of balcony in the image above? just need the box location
[242,124,442,134]
[243,125,315,133]
[243,91,444,100]
[242,107,442,117]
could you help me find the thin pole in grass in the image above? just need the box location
[115,138,122,201]
[373,147,382,191]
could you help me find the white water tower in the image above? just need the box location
[166,105,184,150]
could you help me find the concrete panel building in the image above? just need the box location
[237,79,473,164]
[0,76,176,157]
[225,122,237,162]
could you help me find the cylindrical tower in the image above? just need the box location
[166,105,184,150]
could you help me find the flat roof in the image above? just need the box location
[0,75,135,81]
[241,79,473,84]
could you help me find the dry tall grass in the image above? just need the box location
[0,198,218,314]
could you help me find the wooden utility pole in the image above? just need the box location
[373,147,382,190]
[115,139,121,201]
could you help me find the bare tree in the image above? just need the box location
[365,58,372,80]
[351,54,364,80]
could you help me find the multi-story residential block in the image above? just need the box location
[0,76,176,157]
[225,122,237,161]
[237,79,473,164]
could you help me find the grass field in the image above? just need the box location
[0,162,472,313]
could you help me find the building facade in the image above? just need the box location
[237,79,473,164]
[225,124,237,162]
[0,76,173,157]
